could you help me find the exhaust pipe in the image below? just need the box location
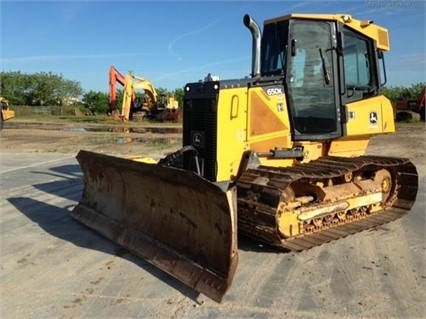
[243,14,261,78]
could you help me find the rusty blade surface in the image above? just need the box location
[71,150,238,302]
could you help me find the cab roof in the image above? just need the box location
[264,13,390,51]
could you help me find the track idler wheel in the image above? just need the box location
[374,169,394,204]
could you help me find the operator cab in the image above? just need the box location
[258,14,385,141]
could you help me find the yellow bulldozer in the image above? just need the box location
[72,13,418,302]
[0,97,15,130]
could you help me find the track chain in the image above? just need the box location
[236,156,418,251]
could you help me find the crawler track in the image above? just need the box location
[237,156,418,251]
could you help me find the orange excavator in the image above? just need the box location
[108,66,181,121]
[108,66,130,117]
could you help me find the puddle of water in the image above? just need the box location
[84,127,182,134]
[117,137,133,144]
[139,127,182,134]
[8,123,182,135]
[62,127,87,132]
[117,137,182,145]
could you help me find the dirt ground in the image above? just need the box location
[0,117,425,195]
[0,118,425,318]
[0,118,424,166]
[0,119,183,159]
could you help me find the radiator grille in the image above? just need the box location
[183,97,218,182]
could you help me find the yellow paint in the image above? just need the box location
[1,109,15,121]
[329,136,370,157]
[265,13,390,50]
[344,95,395,136]
[129,157,158,164]
[216,87,249,182]
[0,96,15,121]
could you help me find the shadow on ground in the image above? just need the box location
[8,166,202,303]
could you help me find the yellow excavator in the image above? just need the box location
[72,13,418,302]
[109,66,180,121]
[0,97,15,130]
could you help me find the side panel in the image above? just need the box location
[328,136,370,157]
[216,87,249,182]
[330,96,394,156]
[247,85,294,167]
[247,86,291,146]
[344,95,395,136]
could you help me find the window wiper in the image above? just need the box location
[262,68,284,76]
[319,48,330,85]
[347,84,372,91]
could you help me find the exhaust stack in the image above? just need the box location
[243,14,261,78]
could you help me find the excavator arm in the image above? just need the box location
[109,65,164,121]
[109,66,134,114]
[131,74,158,105]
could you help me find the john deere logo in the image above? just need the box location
[193,133,202,147]
[191,131,205,148]
[369,112,378,124]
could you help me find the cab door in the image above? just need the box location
[286,19,341,141]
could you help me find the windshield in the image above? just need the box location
[261,21,289,76]
[286,19,339,138]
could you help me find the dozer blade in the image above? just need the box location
[71,150,238,302]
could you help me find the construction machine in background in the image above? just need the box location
[395,86,425,121]
[0,97,15,130]
[72,13,419,302]
[108,66,181,122]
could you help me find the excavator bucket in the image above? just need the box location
[71,150,238,302]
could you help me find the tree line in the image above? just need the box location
[1,71,83,106]
[381,82,425,104]
[0,71,424,114]
[0,71,183,114]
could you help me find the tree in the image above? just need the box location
[0,71,28,105]
[173,88,184,109]
[0,71,83,106]
[382,82,425,105]
[155,87,169,97]
[82,91,110,114]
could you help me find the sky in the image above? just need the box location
[1,0,425,94]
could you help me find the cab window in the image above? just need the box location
[343,31,373,88]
